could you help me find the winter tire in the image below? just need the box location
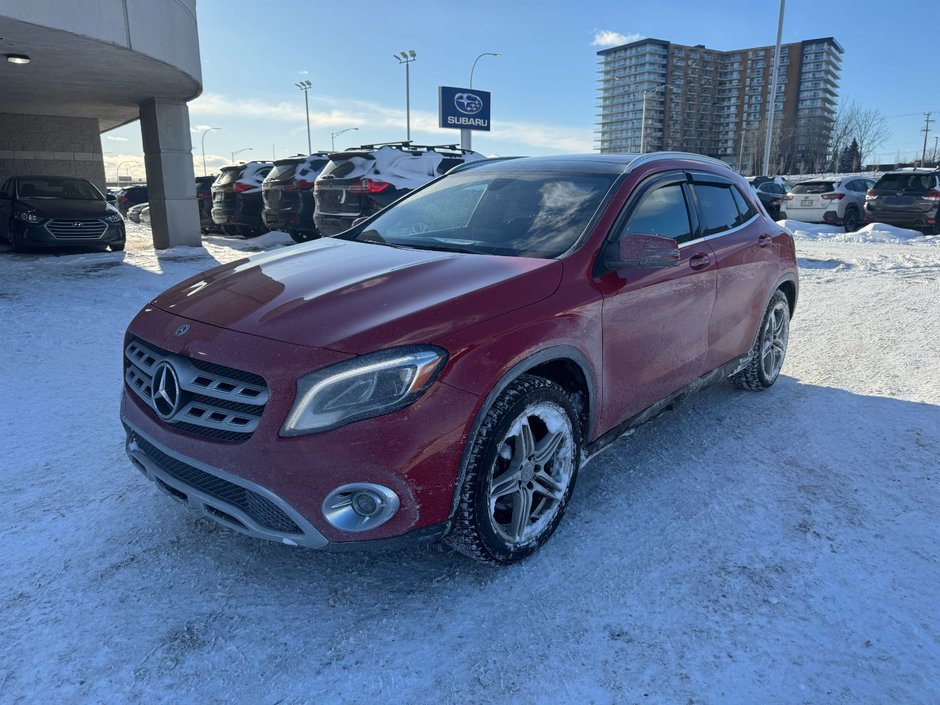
[842,207,860,233]
[730,289,790,391]
[446,374,581,565]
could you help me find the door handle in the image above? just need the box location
[689,252,711,270]
[758,234,773,247]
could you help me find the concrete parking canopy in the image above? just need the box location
[0,0,204,248]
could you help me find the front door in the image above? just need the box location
[597,172,718,430]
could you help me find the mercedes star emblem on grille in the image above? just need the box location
[151,361,182,420]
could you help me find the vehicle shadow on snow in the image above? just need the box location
[143,375,939,589]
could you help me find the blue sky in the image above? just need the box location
[102,0,940,180]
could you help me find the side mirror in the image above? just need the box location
[606,233,680,270]
[106,193,117,203]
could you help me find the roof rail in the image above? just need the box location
[352,141,476,155]
[625,151,732,173]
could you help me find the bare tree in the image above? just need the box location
[851,107,891,168]
[828,101,858,170]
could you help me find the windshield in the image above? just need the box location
[18,177,102,201]
[343,170,616,258]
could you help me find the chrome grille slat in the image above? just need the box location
[124,338,268,441]
[45,219,107,239]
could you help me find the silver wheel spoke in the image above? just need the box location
[509,488,533,541]
[532,430,564,466]
[518,420,536,460]
[533,470,564,501]
[491,467,522,499]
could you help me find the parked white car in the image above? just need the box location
[780,177,875,232]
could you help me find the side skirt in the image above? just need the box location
[584,353,751,460]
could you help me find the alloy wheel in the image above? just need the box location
[760,300,789,382]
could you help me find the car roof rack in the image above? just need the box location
[351,141,477,155]
[625,151,732,173]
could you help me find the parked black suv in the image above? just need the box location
[864,168,940,234]
[195,175,219,233]
[0,175,126,252]
[116,184,148,216]
[211,162,272,237]
[262,153,330,242]
[314,143,483,236]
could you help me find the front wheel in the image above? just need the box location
[730,289,790,390]
[446,375,582,565]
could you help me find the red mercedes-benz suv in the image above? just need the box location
[121,153,797,564]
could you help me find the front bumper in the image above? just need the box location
[120,306,482,547]
[12,220,125,248]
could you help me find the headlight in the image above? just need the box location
[281,346,448,436]
[16,211,42,223]
[103,213,123,223]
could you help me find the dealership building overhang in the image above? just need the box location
[0,0,204,248]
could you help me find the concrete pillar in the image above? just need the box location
[139,98,200,249]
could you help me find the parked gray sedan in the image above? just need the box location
[780,177,874,232]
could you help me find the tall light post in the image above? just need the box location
[640,84,671,153]
[463,52,500,150]
[231,147,253,163]
[115,160,139,184]
[762,0,786,176]
[295,80,312,153]
[201,126,221,176]
[331,127,359,151]
[394,50,417,142]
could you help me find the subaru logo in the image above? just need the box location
[174,324,190,337]
[151,361,183,420]
[454,92,483,115]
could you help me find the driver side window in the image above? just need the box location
[623,183,694,244]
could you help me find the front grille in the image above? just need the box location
[45,219,107,239]
[128,429,302,534]
[124,337,269,442]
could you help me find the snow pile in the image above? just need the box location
[1,222,939,703]
[779,219,939,245]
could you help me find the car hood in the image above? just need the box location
[151,238,563,353]
[20,198,112,219]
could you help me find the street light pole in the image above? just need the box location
[394,51,417,142]
[330,127,359,151]
[115,160,139,184]
[201,127,221,176]
[295,80,312,153]
[463,52,500,150]
[231,147,253,163]
[762,0,786,176]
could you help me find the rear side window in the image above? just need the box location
[624,183,693,243]
[692,184,740,236]
[791,181,834,194]
[320,155,375,180]
[760,183,786,195]
[731,187,757,223]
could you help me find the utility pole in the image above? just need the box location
[920,112,934,167]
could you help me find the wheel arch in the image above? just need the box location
[774,273,798,319]
[445,345,595,519]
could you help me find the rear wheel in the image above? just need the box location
[730,289,790,391]
[446,375,581,565]
[842,207,860,233]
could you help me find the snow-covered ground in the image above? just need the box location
[1,221,938,704]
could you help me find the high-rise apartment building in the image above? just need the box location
[596,37,843,174]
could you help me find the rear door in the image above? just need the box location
[598,171,717,424]
[693,174,785,372]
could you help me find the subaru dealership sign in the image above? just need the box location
[439,86,491,131]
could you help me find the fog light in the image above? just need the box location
[322,483,400,532]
